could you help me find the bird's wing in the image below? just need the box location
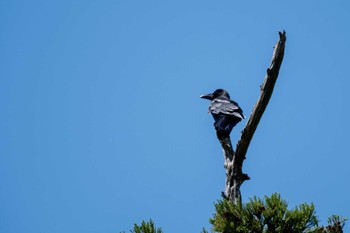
[210,98,244,119]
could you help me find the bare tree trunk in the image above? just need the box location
[220,31,287,204]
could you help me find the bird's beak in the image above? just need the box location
[200,93,213,100]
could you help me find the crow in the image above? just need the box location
[201,89,244,138]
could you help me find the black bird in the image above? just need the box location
[201,89,244,138]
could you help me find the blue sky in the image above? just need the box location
[1,1,350,232]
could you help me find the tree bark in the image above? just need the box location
[220,31,287,204]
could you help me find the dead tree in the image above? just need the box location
[219,31,286,204]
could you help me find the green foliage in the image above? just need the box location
[125,194,346,233]
[209,193,346,233]
[130,219,162,233]
[326,215,347,231]
[310,215,348,233]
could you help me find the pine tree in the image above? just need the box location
[125,219,162,233]
[209,193,346,233]
[125,201,346,233]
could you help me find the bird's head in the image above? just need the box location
[200,89,230,100]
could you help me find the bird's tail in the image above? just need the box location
[214,115,241,138]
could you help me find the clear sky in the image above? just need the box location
[1,1,350,233]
